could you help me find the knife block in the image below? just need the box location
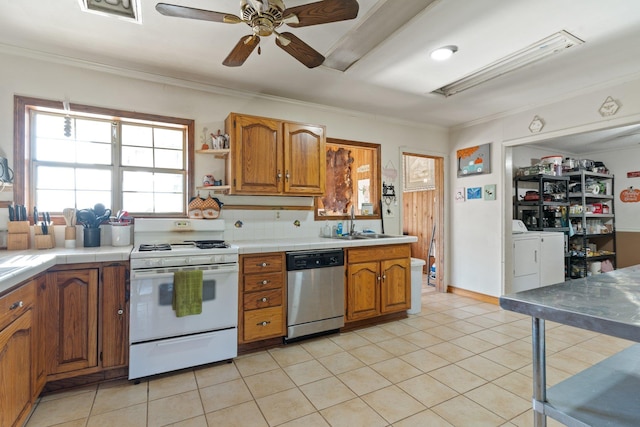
[7,221,30,250]
[34,224,55,249]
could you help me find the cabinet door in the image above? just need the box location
[380,258,410,313]
[512,235,540,293]
[0,311,32,427]
[33,276,47,399]
[101,265,128,369]
[283,122,325,195]
[230,114,283,194]
[46,269,99,376]
[346,261,380,321]
[540,233,565,287]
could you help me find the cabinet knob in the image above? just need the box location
[377,276,381,281]
[285,170,290,181]
[382,274,386,281]
[277,170,282,181]
[257,321,271,327]
[258,262,269,268]
[260,297,268,303]
[117,309,124,315]
[9,300,23,310]
[260,279,270,285]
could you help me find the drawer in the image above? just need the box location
[242,254,284,275]
[243,289,282,311]
[243,306,284,342]
[347,244,411,263]
[0,281,35,330]
[243,272,284,292]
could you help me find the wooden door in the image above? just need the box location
[283,122,325,195]
[380,258,410,313]
[0,311,32,427]
[346,261,380,321]
[101,265,128,369]
[402,154,445,291]
[46,269,99,376]
[228,114,283,194]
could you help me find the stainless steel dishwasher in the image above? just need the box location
[285,249,345,341]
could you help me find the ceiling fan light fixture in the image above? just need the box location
[430,45,458,61]
[433,30,584,97]
[79,0,141,23]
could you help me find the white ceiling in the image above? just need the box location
[2,0,640,142]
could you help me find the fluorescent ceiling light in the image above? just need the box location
[430,45,458,61]
[433,30,583,97]
[79,0,142,23]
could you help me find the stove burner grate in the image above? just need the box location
[185,240,229,249]
[139,243,172,252]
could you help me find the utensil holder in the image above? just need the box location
[83,227,100,247]
[34,224,55,249]
[7,221,30,250]
[64,226,77,248]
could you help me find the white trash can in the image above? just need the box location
[408,258,426,314]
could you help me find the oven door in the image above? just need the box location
[129,263,238,343]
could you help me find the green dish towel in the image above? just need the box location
[172,270,203,317]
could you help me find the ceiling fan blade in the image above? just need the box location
[223,35,260,67]
[284,0,359,28]
[155,3,242,24]
[275,32,324,68]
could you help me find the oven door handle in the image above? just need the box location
[131,264,238,279]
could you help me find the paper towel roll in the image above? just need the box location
[590,261,602,275]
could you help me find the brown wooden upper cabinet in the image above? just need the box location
[225,113,326,196]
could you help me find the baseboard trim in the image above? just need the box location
[446,286,499,305]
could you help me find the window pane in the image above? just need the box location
[154,193,183,213]
[123,192,154,213]
[37,166,75,189]
[77,190,112,210]
[155,148,183,169]
[36,190,76,211]
[122,171,154,191]
[122,124,152,147]
[35,138,76,162]
[154,128,183,149]
[154,173,183,192]
[35,114,66,139]
[122,146,154,167]
[77,141,112,165]
[76,169,111,191]
[75,119,111,143]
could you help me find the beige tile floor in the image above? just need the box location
[25,276,633,427]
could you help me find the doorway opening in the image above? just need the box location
[401,152,445,292]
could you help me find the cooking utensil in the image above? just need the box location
[33,207,38,225]
[8,204,14,221]
[41,212,48,235]
[63,208,75,226]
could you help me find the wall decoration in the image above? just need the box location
[484,184,497,201]
[599,96,620,117]
[457,143,491,177]
[403,155,435,191]
[528,115,545,133]
[455,187,465,202]
[467,187,482,200]
[626,171,640,178]
[382,182,396,205]
[382,160,398,180]
[620,187,640,203]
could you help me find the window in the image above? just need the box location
[13,96,195,218]
[314,138,381,220]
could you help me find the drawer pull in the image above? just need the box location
[257,262,270,268]
[257,321,271,327]
[117,309,124,315]
[9,301,24,310]
[260,297,268,303]
[259,280,270,285]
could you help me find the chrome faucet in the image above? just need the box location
[349,205,356,235]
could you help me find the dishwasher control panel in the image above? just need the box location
[286,249,344,270]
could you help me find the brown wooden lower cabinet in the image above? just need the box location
[346,244,411,322]
[238,253,286,343]
[0,280,35,427]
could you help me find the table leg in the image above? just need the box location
[532,317,546,427]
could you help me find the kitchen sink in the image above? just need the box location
[359,233,394,239]
[333,235,369,240]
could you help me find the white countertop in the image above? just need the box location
[233,235,417,254]
[0,235,417,295]
[0,246,132,296]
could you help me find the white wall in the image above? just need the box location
[449,76,640,297]
[0,50,449,246]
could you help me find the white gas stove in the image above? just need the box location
[128,218,239,380]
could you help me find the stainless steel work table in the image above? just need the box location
[499,265,640,427]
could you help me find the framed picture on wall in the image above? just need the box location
[457,143,491,177]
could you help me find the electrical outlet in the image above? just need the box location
[276,211,280,220]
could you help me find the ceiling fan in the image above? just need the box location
[155,0,359,68]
